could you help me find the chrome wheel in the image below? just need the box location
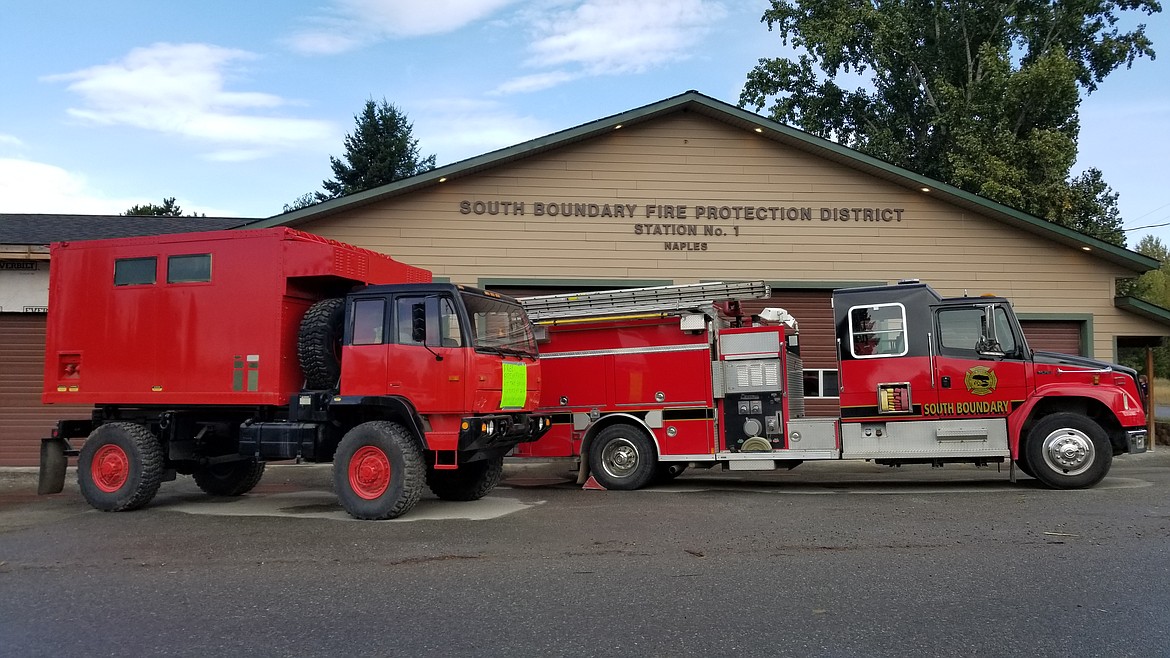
[600,437,641,479]
[1040,427,1095,477]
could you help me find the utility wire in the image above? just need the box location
[1123,217,1170,232]
[1126,202,1170,224]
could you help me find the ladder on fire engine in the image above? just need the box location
[519,281,771,322]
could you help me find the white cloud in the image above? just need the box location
[497,0,727,94]
[289,0,520,54]
[410,98,555,164]
[493,70,580,95]
[0,158,141,214]
[45,43,338,160]
[0,158,240,217]
[0,134,24,149]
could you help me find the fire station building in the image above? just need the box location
[2,90,1168,465]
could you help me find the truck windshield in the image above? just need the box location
[460,293,539,358]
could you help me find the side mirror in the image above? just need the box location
[976,339,1005,358]
[411,303,426,343]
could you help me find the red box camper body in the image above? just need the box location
[43,227,430,407]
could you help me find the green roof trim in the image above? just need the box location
[1115,296,1170,327]
[250,90,1158,274]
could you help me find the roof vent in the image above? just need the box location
[897,278,920,285]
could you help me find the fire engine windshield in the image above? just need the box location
[460,293,539,358]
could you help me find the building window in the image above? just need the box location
[114,257,156,286]
[803,369,839,398]
[167,254,211,283]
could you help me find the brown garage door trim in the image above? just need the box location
[1017,313,1092,357]
[0,313,92,467]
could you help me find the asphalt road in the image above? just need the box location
[2,453,1169,658]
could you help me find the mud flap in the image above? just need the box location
[575,457,589,485]
[38,436,72,495]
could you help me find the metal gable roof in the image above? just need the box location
[251,90,1158,274]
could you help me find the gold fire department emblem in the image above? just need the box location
[964,366,997,396]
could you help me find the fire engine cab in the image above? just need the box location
[515,280,1147,490]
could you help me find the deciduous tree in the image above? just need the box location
[740,0,1160,245]
[123,197,185,217]
[1118,235,1170,377]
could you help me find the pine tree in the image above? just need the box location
[318,98,436,200]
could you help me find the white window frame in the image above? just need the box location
[803,369,839,398]
[848,302,908,359]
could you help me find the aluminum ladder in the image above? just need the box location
[519,281,771,321]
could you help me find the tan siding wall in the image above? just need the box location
[298,113,1165,361]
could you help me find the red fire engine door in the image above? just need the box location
[929,304,1030,421]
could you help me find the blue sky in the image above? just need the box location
[2,1,1167,249]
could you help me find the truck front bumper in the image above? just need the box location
[1127,428,1148,454]
[458,413,552,453]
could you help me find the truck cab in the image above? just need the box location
[324,283,544,458]
[834,281,1147,487]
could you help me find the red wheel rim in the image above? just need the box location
[348,446,391,500]
[91,444,129,493]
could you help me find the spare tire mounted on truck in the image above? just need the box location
[298,297,345,389]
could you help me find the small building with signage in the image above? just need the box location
[1,91,1167,466]
[248,91,1170,418]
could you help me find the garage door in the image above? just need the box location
[1020,320,1083,356]
[0,314,89,467]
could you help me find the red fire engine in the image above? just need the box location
[514,280,1147,489]
[38,228,549,519]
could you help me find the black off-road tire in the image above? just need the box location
[426,455,504,501]
[77,422,165,512]
[587,424,657,490]
[333,421,424,520]
[1014,451,1036,479]
[193,459,266,496]
[298,297,345,390]
[1024,413,1112,489]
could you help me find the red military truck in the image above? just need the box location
[39,228,548,519]
[514,280,1147,489]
